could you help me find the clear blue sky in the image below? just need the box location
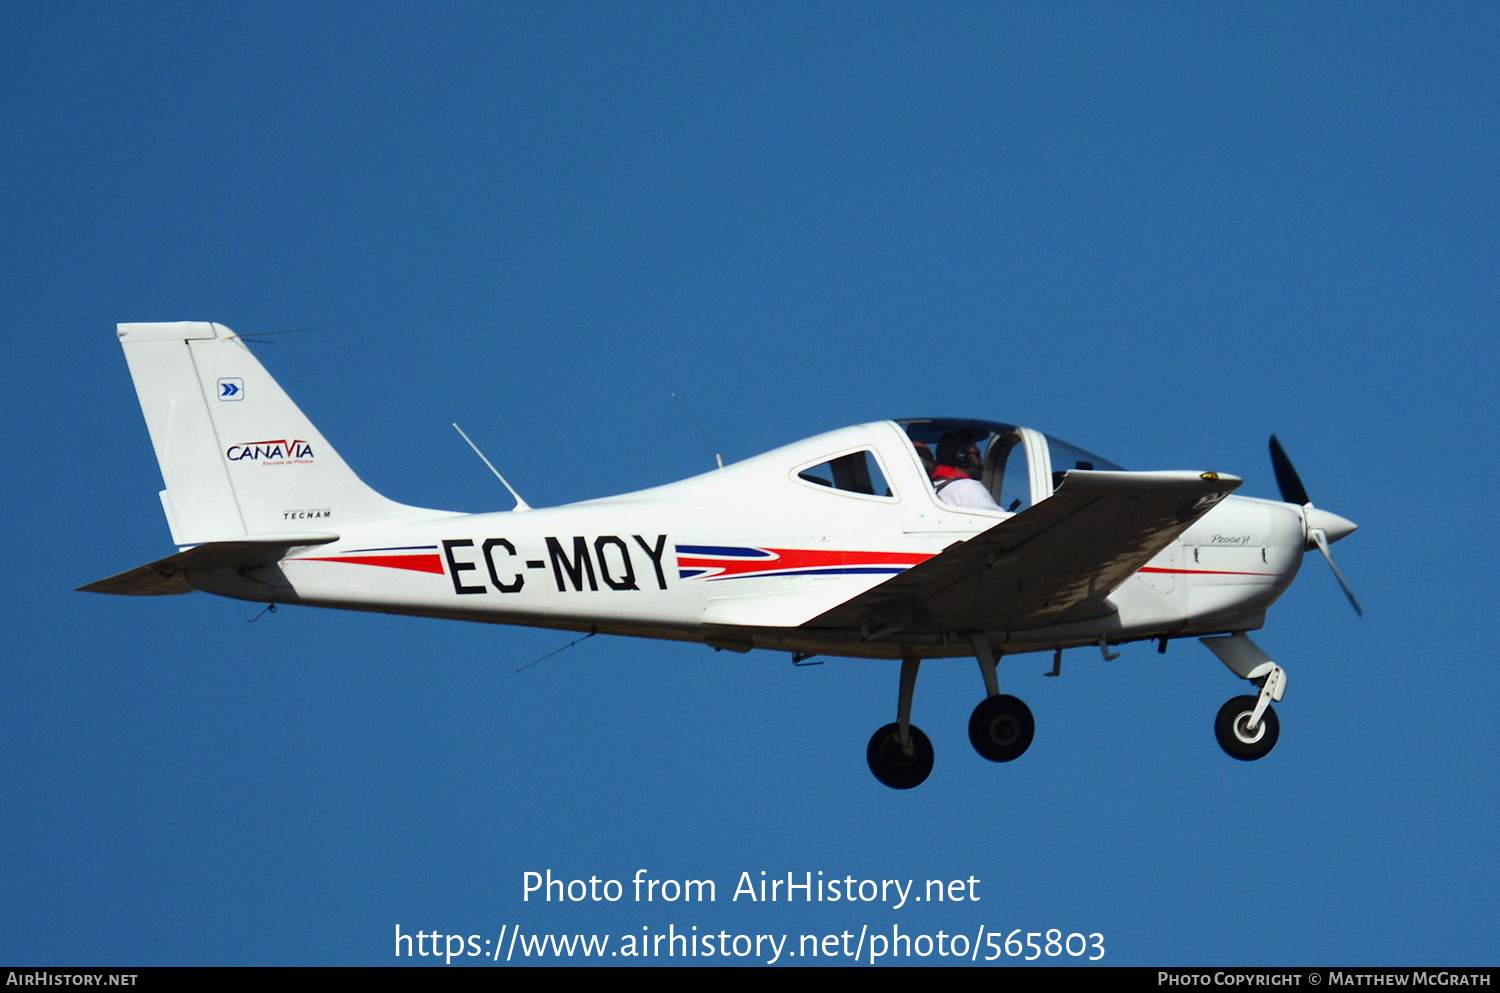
[3,1,1495,966]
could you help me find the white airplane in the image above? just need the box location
[82,322,1360,789]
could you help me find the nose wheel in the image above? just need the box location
[968,694,1034,762]
[1214,695,1280,760]
[1202,636,1288,762]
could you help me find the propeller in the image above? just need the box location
[1269,435,1362,616]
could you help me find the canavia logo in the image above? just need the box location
[226,438,316,462]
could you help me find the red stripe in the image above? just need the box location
[1138,567,1276,577]
[302,554,446,575]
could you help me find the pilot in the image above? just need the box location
[932,432,1005,512]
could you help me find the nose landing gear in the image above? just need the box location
[1214,695,1280,760]
[1202,633,1288,761]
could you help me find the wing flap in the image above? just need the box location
[804,470,1239,636]
[78,532,338,596]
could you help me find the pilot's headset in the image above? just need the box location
[936,431,979,472]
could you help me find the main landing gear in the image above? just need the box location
[866,656,937,789]
[968,694,1034,762]
[866,638,1036,790]
[866,722,934,790]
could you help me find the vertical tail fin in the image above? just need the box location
[118,322,448,545]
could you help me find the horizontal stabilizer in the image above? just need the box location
[78,533,337,596]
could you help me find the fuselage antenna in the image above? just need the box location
[671,392,725,469]
[452,423,531,512]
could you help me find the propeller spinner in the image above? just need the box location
[1269,435,1362,616]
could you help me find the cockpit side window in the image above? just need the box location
[795,450,894,499]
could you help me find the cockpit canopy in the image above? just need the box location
[899,418,1123,512]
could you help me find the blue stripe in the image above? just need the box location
[674,545,769,558]
[708,567,908,580]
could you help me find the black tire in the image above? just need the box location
[1215,695,1280,761]
[968,694,1035,762]
[866,722,934,790]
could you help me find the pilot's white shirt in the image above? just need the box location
[936,477,1005,512]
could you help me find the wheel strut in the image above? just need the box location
[896,655,920,750]
[867,654,933,789]
[966,633,1035,762]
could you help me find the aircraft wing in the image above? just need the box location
[78,533,338,596]
[803,470,1240,637]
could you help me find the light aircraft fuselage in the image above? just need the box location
[82,323,1359,788]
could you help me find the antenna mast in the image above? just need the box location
[452,423,532,512]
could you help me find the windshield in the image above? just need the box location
[1044,435,1124,476]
